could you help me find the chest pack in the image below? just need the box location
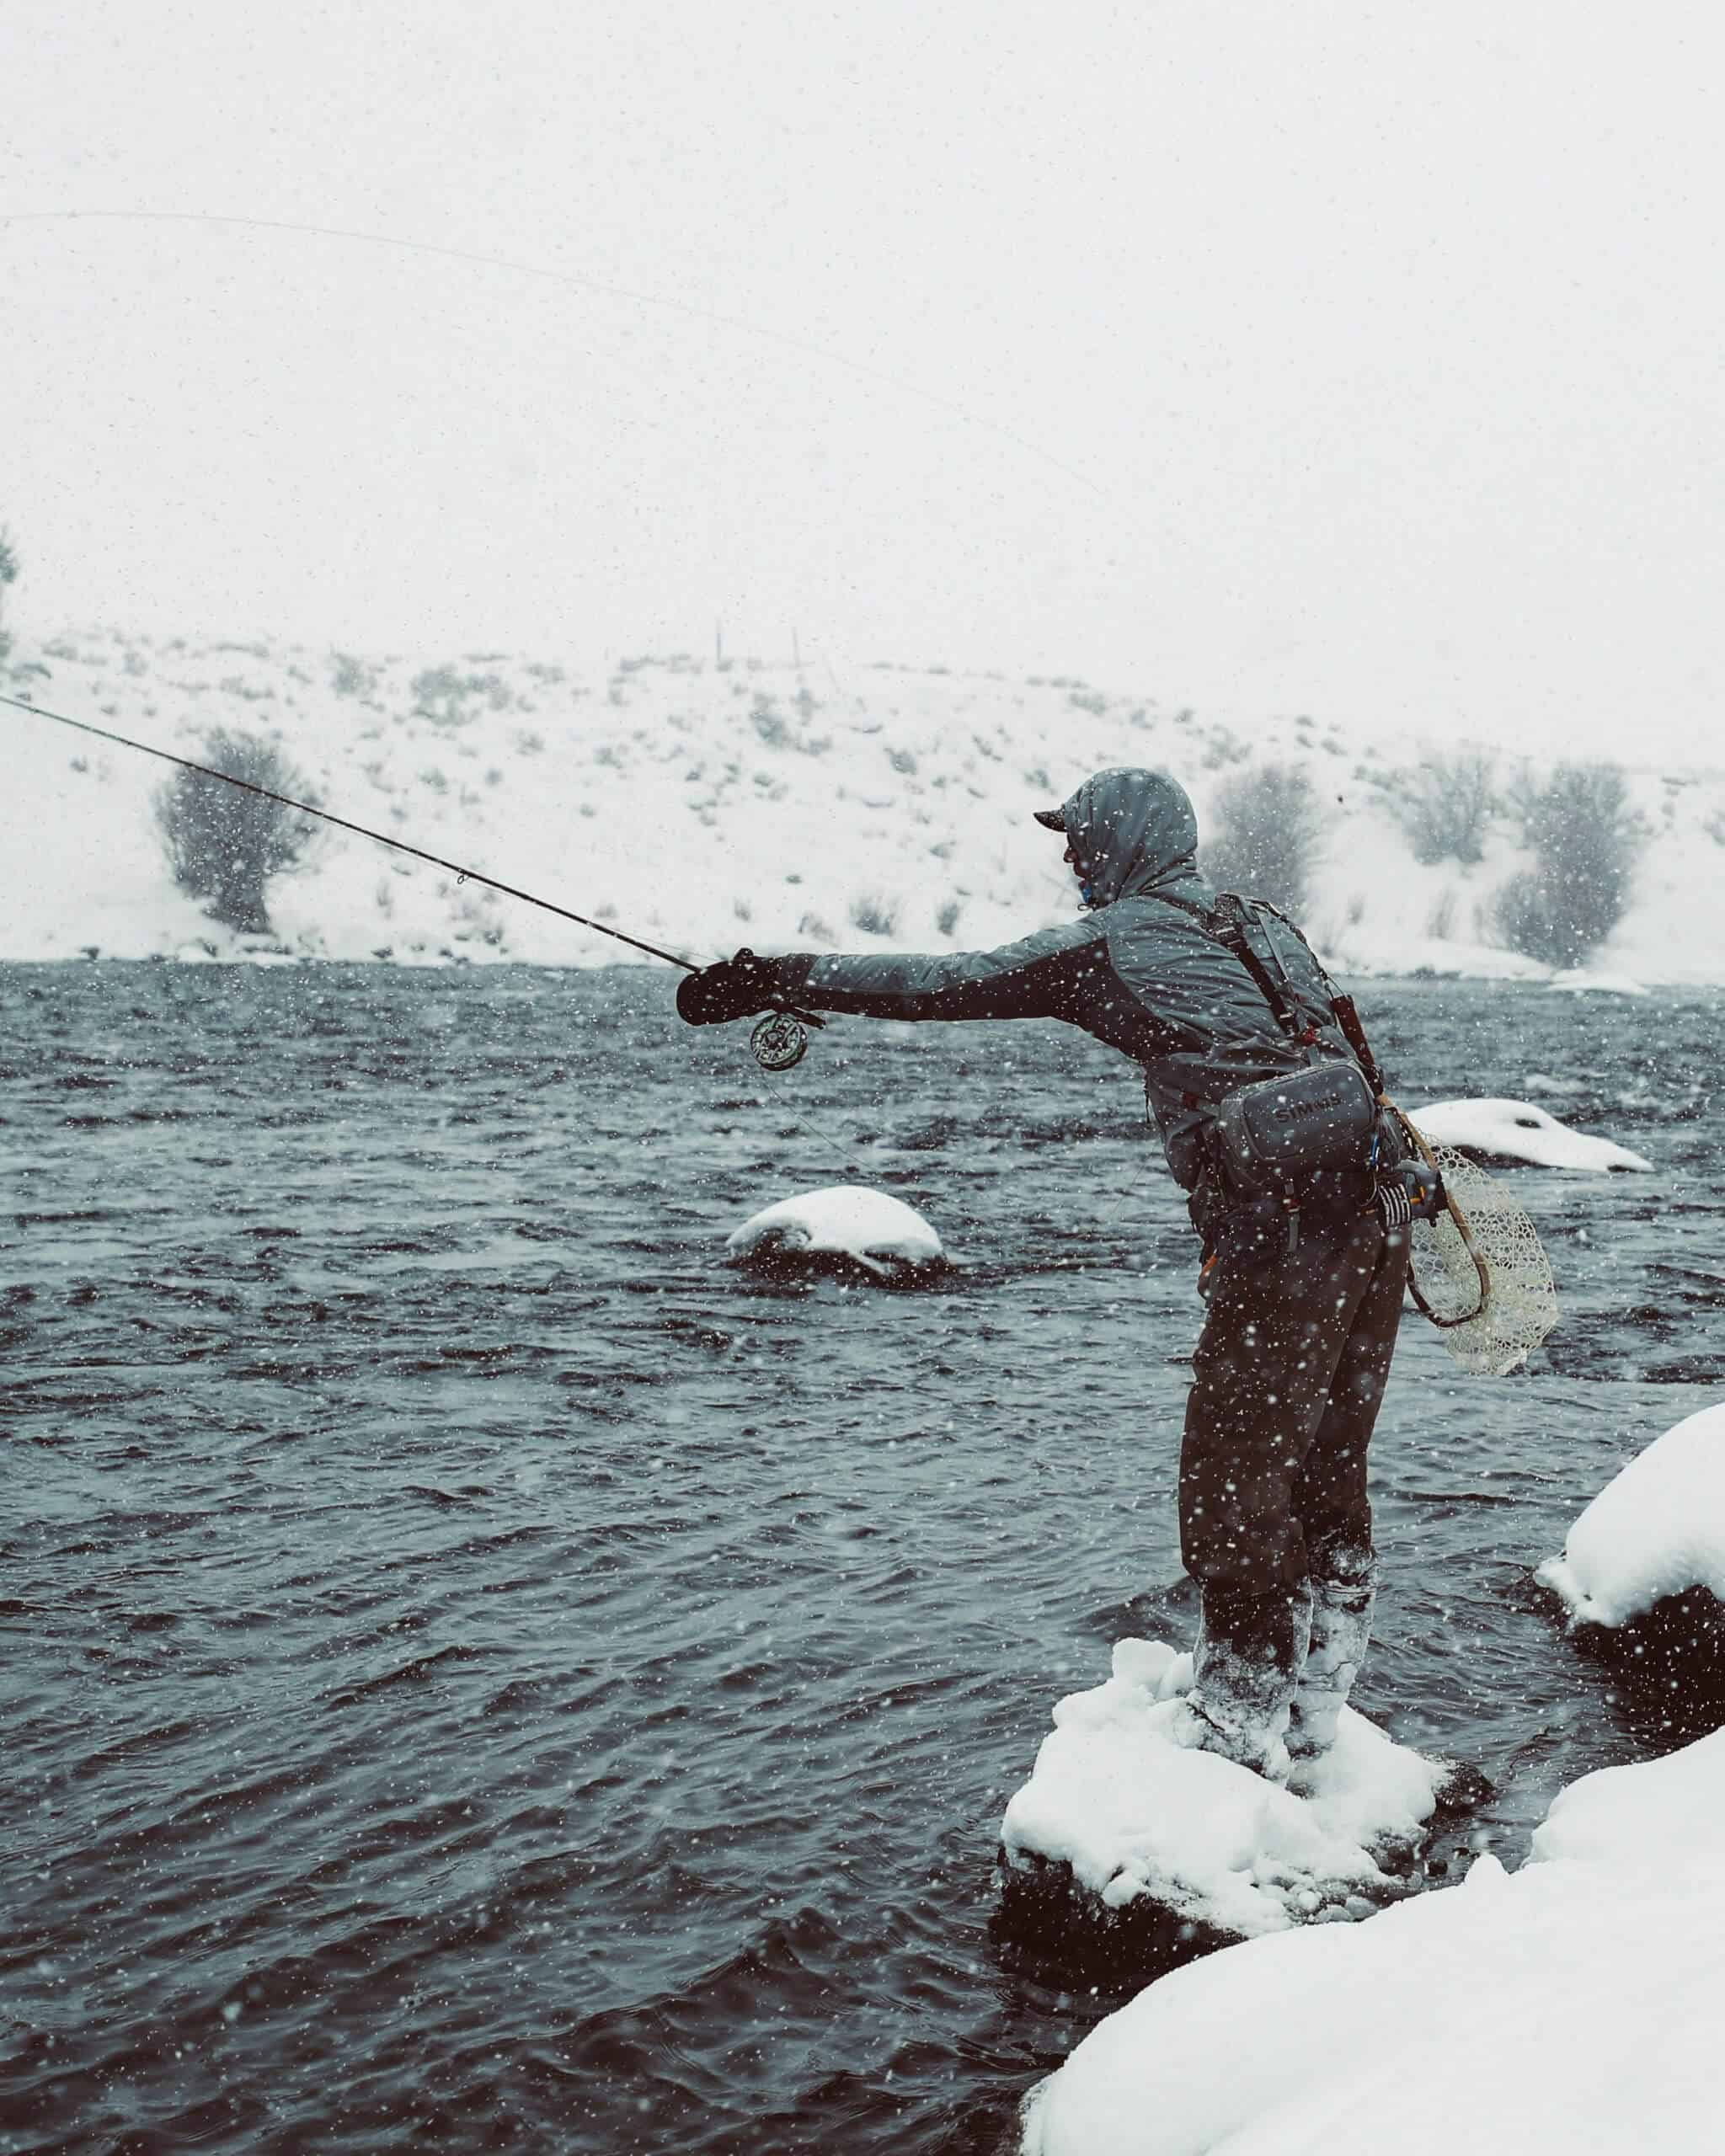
[1209,1054,1378,1194]
[1159,891,1382,1200]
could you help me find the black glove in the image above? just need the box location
[676,947,813,1027]
[1397,1155,1446,1220]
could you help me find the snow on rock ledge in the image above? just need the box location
[724,1185,946,1278]
[1537,1401,1725,1719]
[1407,1097,1653,1171]
[1546,969,1652,996]
[996,1640,1455,1977]
[1017,1727,1725,2156]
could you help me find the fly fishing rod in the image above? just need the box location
[0,688,823,1070]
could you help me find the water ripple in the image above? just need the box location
[1,965,1717,2152]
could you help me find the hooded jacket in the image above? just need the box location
[787,767,1365,1203]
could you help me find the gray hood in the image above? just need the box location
[1054,768,1200,910]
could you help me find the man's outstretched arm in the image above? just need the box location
[795,918,1118,1022]
[678,917,1114,1027]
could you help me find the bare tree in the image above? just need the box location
[156,728,318,935]
[1389,751,1496,866]
[1200,762,1327,914]
[1490,760,1644,968]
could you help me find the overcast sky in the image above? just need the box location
[3,1,1722,764]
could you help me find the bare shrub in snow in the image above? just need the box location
[1200,726,1252,770]
[330,651,377,698]
[1390,751,1496,866]
[411,667,510,727]
[937,898,962,936]
[1490,761,1646,968]
[849,894,900,937]
[155,728,318,935]
[751,698,791,748]
[1200,762,1326,914]
[0,523,19,663]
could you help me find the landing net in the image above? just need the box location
[1405,1141,1559,1377]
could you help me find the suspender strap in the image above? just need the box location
[1154,889,1309,1041]
[1252,898,1387,1094]
[1328,992,1386,1097]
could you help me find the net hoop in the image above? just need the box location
[1392,1106,1490,1328]
[1387,1101,1559,1377]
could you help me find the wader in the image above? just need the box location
[1176,1206,1409,1776]
[1181,1209,1409,1590]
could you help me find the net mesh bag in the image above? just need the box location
[1405,1141,1559,1376]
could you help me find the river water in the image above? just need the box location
[2,963,1719,2154]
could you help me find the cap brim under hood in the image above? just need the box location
[1036,769,1200,909]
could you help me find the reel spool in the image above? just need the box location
[750,1011,810,1072]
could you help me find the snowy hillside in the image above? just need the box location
[5,626,1723,981]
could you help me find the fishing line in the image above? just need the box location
[0,688,825,1061]
[0,207,1114,508]
[0,205,1152,1265]
[2,206,1124,1073]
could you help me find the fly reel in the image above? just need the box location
[750,1011,810,1071]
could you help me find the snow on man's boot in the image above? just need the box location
[1287,1558,1378,1776]
[1176,1581,1312,1785]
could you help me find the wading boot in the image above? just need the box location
[1174,1580,1313,1785]
[1286,1562,1377,1790]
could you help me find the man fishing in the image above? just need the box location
[676,767,1422,1789]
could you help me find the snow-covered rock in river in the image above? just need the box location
[1017,1726,1725,2156]
[1407,1097,1653,1171]
[996,1640,1463,1977]
[1537,1401,1725,1721]
[724,1185,945,1278]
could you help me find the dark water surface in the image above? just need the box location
[3,964,1720,2154]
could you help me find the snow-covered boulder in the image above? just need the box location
[1537,1401,1725,1720]
[996,1640,1462,1976]
[1407,1097,1653,1171]
[724,1185,946,1278]
[1017,1728,1725,2156]
[1539,1402,1725,1629]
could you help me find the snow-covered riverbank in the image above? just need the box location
[1018,1729,1725,2156]
[1016,1396,1725,2155]
[6,627,1724,979]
